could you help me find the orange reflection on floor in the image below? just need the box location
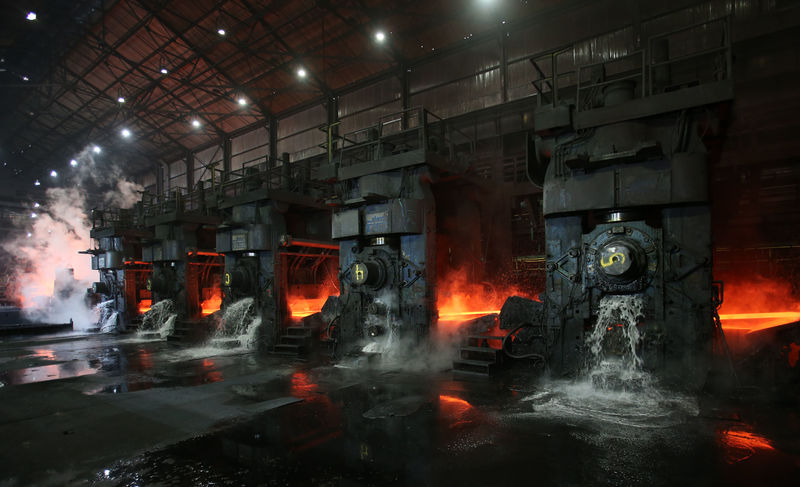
[719,427,775,464]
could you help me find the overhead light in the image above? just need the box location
[375,31,386,43]
[22,76,29,82]
[160,67,168,75]
[120,128,131,138]
[297,67,307,78]
[30,212,37,219]
[217,28,226,36]
[191,119,201,128]
[34,179,40,186]
[33,202,40,208]
[26,232,32,238]
[237,97,247,106]
[117,96,125,103]
[26,12,37,21]
[70,159,78,167]
[92,145,101,154]
[50,170,57,177]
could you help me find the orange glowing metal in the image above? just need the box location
[439,310,500,319]
[200,289,222,316]
[289,297,329,318]
[718,277,800,333]
[287,282,339,320]
[720,312,800,321]
[437,268,535,329]
[138,299,152,314]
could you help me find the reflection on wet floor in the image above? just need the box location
[0,360,98,385]
[90,369,800,486]
[0,333,264,393]
[1,332,799,486]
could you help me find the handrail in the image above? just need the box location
[527,15,731,109]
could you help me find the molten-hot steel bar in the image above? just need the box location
[289,297,329,319]
[720,311,800,332]
[439,310,500,320]
[138,299,152,314]
[719,312,800,321]
[200,293,222,316]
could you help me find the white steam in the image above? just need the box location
[0,145,144,329]
[105,180,144,208]
[2,187,95,327]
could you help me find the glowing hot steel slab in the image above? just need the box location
[720,311,800,333]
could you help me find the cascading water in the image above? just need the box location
[361,293,397,355]
[586,295,647,391]
[515,294,698,429]
[138,299,176,338]
[95,299,119,333]
[210,297,261,349]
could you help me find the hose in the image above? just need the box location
[502,322,546,362]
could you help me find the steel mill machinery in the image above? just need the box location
[215,155,338,353]
[326,107,471,357]
[516,17,735,387]
[83,206,152,331]
[140,183,223,340]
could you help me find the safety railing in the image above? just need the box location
[646,15,732,96]
[336,106,474,169]
[530,47,575,109]
[529,16,732,110]
[218,154,333,201]
[89,206,142,230]
[576,50,646,111]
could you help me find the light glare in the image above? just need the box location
[191,119,201,128]
[237,97,247,106]
[375,31,386,42]
[160,67,168,74]
[117,96,125,103]
[92,145,101,154]
[121,128,131,138]
[34,179,41,186]
[217,28,226,36]
[26,12,37,21]
[70,159,78,167]
[297,68,307,78]
[30,212,37,218]
[50,170,57,177]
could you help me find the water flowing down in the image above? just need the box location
[139,299,176,338]
[211,298,261,349]
[516,294,698,428]
[95,299,119,333]
[585,294,647,391]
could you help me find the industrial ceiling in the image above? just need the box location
[0,0,534,191]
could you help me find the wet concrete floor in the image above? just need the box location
[0,331,798,486]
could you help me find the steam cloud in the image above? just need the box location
[1,146,144,329]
